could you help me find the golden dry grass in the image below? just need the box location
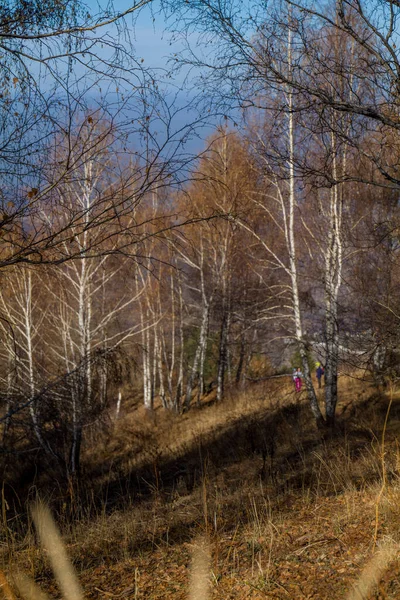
[3,373,400,598]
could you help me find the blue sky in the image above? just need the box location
[86,1,178,71]
[120,1,220,150]
[68,1,227,153]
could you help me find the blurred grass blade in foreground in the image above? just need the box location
[31,504,83,600]
[13,573,50,600]
[189,536,210,600]
[347,542,397,600]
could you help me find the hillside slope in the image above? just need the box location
[4,374,400,599]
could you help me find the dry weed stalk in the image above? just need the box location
[6,515,398,600]
[12,507,211,600]
[189,536,210,600]
[346,542,397,600]
[30,504,84,600]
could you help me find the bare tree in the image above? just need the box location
[166,0,400,426]
[0,266,50,448]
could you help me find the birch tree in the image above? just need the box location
[169,130,274,406]
[18,128,150,473]
[0,265,58,455]
[167,0,387,426]
[173,224,213,410]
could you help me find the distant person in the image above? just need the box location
[293,367,303,392]
[316,363,324,389]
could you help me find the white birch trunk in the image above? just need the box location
[155,328,167,408]
[185,303,210,410]
[115,390,122,421]
[169,273,176,403]
[23,270,48,450]
[323,128,343,426]
[175,278,185,413]
[286,21,324,426]
[144,315,153,410]
[197,312,209,405]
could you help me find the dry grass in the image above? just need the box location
[86,378,291,478]
[3,374,400,598]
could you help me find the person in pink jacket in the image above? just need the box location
[292,367,303,392]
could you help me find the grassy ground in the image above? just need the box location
[3,374,400,599]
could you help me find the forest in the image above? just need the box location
[1,0,399,473]
[2,0,400,598]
